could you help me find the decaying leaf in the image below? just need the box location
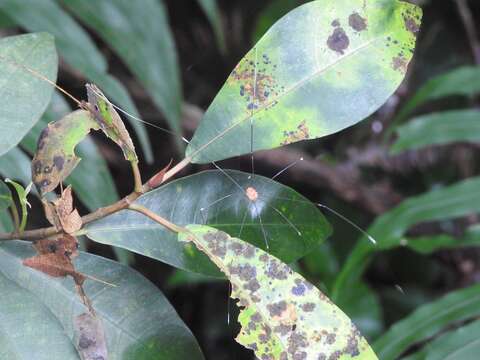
[179,225,378,360]
[74,312,108,360]
[147,159,173,188]
[31,109,99,194]
[85,83,138,162]
[24,234,82,282]
[43,185,82,234]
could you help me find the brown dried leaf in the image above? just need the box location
[147,159,173,189]
[43,186,82,234]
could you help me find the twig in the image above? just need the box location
[0,157,192,241]
[128,204,186,234]
[455,0,480,64]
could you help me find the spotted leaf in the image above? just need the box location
[31,109,99,194]
[186,0,422,163]
[86,83,138,162]
[179,224,378,359]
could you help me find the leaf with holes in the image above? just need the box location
[31,109,99,194]
[179,224,378,359]
[84,170,331,276]
[0,32,57,157]
[186,0,421,163]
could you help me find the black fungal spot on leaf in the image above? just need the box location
[53,155,65,171]
[327,27,350,54]
[348,12,367,31]
[331,19,340,27]
[267,300,287,317]
[281,120,310,145]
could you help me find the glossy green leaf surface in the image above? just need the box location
[180,224,378,359]
[0,273,79,359]
[22,93,119,211]
[0,0,153,162]
[63,0,183,150]
[0,241,204,360]
[332,176,480,301]
[391,109,480,154]
[186,0,421,163]
[374,284,480,360]
[0,32,57,157]
[197,0,226,53]
[393,66,480,123]
[85,170,331,276]
[402,320,480,360]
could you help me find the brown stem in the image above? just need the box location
[0,157,192,241]
[128,204,186,234]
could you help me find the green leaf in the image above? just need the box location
[22,92,119,211]
[0,0,154,162]
[197,0,227,53]
[401,320,480,360]
[332,176,480,301]
[0,32,57,157]
[62,0,184,151]
[186,0,421,163]
[0,273,79,359]
[31,109,99,194]
[393,66,480,123]
[391,109,480,154]
[84,170,331,276]
[404,225,480,254]
[180,224,378,359]
[373,284,480,360]
[4,179,32,232]
[0,241,205,359]
[0,147,34,195]
[0,180,12,211]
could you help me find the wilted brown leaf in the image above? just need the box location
[74,313,108,360]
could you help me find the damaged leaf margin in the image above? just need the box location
[179,224,378,360]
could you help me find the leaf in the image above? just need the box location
[0,0,154,162]
[401,320,480,360]
[61,0,184,151]
[373,283,480,360]
[84,170,331,276]
[0,241,205,359]
[186,0,422,163]
[74,313,107,360]
[5,179,32,233]
[43,186,82,234]
[31,109,99,194]
[22,92,119,211]
[391,109,480,154]
[393,66,480,123]
[0,32,57,157]
[404,225,480,254]
[0,210,13,233]
[85,84,137,162]
[197,0,227,53]
[332,176,480,301]
[0,273,79,359]
[179,224,378,359]
[0,180,12,211]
